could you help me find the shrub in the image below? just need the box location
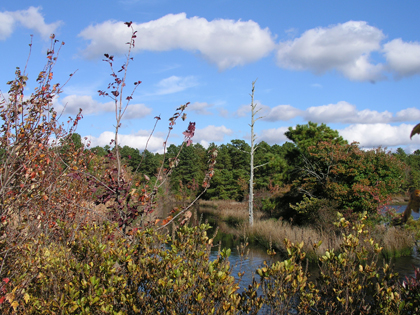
[0,24,218,313]
[2,222,262,314]
[313,212,402,314]
[400,266,420,313]
[277,139,408,225]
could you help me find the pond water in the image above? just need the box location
[203,204,420,290]
[385,204,420,278]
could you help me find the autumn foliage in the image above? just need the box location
[0,25,219,313]
[0,24,419,314]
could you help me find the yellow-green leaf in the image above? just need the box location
[11,300,18,311]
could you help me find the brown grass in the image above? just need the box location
[372,224,415,258]
[199,199,263,221]
[243,219,341,259]
[199,199,416,261]
[199,200,341,260]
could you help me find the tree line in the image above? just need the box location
[84,121,418,227]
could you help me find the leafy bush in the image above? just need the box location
[3,211,419,314]
[0,24,218,313]
[2,222,263,314]
[0,24,418,315]
[400,266,420,313]
[314,212,402,314]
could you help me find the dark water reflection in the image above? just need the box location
[204,204,420,289]
[209,242,280,292]
[387,204,420,279]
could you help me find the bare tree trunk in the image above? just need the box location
[247,80,270,226]
[249,80,261,226]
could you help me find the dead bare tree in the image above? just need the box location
[248,80,269,226]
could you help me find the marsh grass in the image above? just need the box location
[199,199,263,222]
[199,200,416,261]
[199,200,341,261]
[372,225,415,259]
[243,219,341,261]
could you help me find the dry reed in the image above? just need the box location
[199,200,416,261]
[199,200,341,259]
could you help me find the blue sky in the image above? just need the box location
[1,1,420,152]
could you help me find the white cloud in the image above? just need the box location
[304,101,392,124]
[395,108,420,122]
[79,13,276,70]
[276,21,385,82]
[339,123,420,147]
[56,94,151,118]
[199,140,210,148]
[235,102,271,118]
[56,95,114,115]
[263,105,303,122]
[123,103,152,119]
[154,75,198,95]
[256,101,395,124]
[258,127,289,144]
[194,125,233,143]
[87,130,165,152]
[0,12,14,40]
[0,7,62,40]
[187,102,213,115]
[383,38,420,78]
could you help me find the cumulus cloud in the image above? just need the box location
[254,101,396,124]
[235,102,270,118]
[56,94,151,118]
[263,105,303,122]
[395,108,420,122]
[276,21,385,82]
[194,125,233,143]
[56,95,114,115]
[304,101,392,124]
[123,104,152,119]
[187,102,213,115]
[79,13,276,70]
[383,39,420,78]
[0,12,14,40]
[258,127,289,144]
[154,75,198,95]
[0,7,62,40]
[87,131,165,152]
[339,123,420,147]
[257,123,420,147]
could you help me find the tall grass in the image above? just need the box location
[372,225,415,258]
[244,219,340,260]
[199,200,340,260]
[199,200,416,261]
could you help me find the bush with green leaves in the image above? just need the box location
[2,222,264,314]
[3,211,420,314]
[313,212,402,314]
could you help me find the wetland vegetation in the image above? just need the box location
[2,25,420,314]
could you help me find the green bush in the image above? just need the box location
[3,212,420,314]
[2,222,262,314]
